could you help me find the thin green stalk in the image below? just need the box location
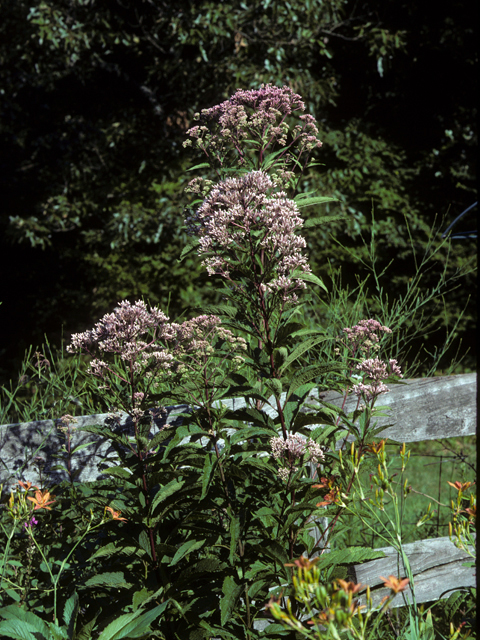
[0,519,17,587]
[26,510,102,624]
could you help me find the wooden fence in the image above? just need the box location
[0,373,476,626]
[309,372,477,609]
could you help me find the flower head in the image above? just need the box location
[342,320,392,357]
[380,575,409,594]
[27,489,56,511]
[104,506,127,522]
[186,84,322,174]
[18,481,39,492]
[364,440,388,454]
[23,516,39,530]
[465,505,476,521]
[351,356,403,402]
[316,487,340,507]
[67,300,174,361]
[271,433,324,462]
[335,579,365,595]
[186,171,311,300]
[448,481,475,492]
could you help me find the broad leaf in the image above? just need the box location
[279,335,330,374]
[177,240,199,263]
[303,214,345,228]
[85,572,131,589]
[291,270,328,292]
[220,576,243,627]
[201,452,215,500]
[0,619,38,640]
[295,196,338,208]
[314,547,385,570]
[63,591,79,637]
[150,478,186,515]
[171,539,206,566]
[187,162,210,171]
[96,602,168,640]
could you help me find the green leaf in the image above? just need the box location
[0,619,38,640]
[226,407,275,430]
[88,543,139,562]
[230,426,277,445]
[281,383,315,431]
[187,162,210,171]
[76,610,101,640]
[131,588,153,612]
[264,377,282,398]
[287,364,342,397]
[260,148,286,170]
[48,622,68,640]
[279,335,330,374]
[220,576,243,627]
[291,270,328,292]
[199,303,239,318]
[177,240,199,263]
[85,572,131,589]
[198,620,239,640]
[96,602,168,640]
[274,321,305,347]
[170,539,206,566]
[201,452,215,500]
[229,516,240,566]
[150,478,186,515]
[308,423,339,442]
[100,466,132,480]
[314,547,385,570]
[63,591,79,637]
[0,606,52,638]
[303,214,345,228]
[295,196,338,208]
[70,442,94,455]
[256,540,290,568]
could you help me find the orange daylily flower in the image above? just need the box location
[335,579,365,595]
[104,506,127,522]
[447,481,475,492]
[316,487,340,507]
[308,610,333,624]
[465,505,476,521]
[313,476,336,491]
[380,575,410,594]
[27,489,56,511]
[18,481,39,492]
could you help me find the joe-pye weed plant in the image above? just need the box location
[0,85,474,639]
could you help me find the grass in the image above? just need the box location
[342,435,476,549]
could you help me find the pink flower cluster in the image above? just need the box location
[171,315,246,373]
[343,319,392,356]
[184,84,322,171]
[67,300,176,377]
[68,301,246,387]
[185,171,311,299]
[352,357,403,402]
[270,433,324,480]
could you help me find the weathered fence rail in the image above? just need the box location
[0,372,476,627]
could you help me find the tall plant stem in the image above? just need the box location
[132,416,163,587]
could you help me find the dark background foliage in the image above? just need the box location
[0,0,477,385]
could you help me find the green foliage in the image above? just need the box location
[0,594,167,640]
[0,76,476,640]
[0,338,100,425]
[0,0,476,382]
